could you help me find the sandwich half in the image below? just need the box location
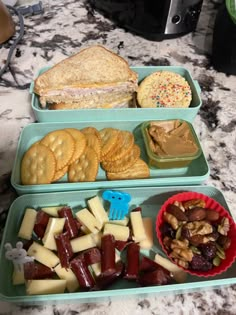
[34,45,138,109]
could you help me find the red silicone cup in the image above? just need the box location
[156,191,236,277]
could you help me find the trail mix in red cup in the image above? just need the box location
[160,198,232,272]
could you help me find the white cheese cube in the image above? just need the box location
[139,217,153,249]
[130,211,146,242]
[80,225,91,234]
[27,242,59,268]
[90,262,101,277]
[76,208,102,233]
[91,232,102,247]
[42,217,65,250]
[18,208,37,240]
[87,196,109,225]
[26,279,66,295]
[70,233,97,253]
[154,253,187,283]
[12,268,25,285]
[110,217,129,226]
[103,223,129,241]
[40,206,65,217]
[54,264,79,293]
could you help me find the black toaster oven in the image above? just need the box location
[90,0,203,40]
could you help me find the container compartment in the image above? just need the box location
[0,185,235,304]
[141,120,202,169]
[11,121,209,195]
[30,66,202,123]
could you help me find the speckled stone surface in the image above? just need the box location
[0,0,236,314]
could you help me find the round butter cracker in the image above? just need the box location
[102,130,134,162]
[68,146,99,182]
[64,128,86,164]
[40,129,75,171]
[101,144,140,173]
[21,143,56,185]
[106,158,150,180]
[83,132,101,161]
[81,127,101,141]
[52,165,68,182]
[99,128,121,158]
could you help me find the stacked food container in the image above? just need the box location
[0,47,235,304]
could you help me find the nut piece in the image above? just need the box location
[217,235,231,250]
[163,236,172,250]
[183,199,206,210]
[218,217,230,236]
[173,201,186,212]
[171,239,189,250]
[205,209,220,221]
[170,249,193,262]
[189,234,209,246]
[206,231,220,242]
[173,258,189,269]
[167,204,188,221]
[185,221,213,236]
[163,212,179,230]
[215,243,226,260]
[213,256,221,267]
[170,239,193,263]
[187,207,206,221]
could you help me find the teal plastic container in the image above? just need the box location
[0,185,235,304]
[10,120,209,195]
[30,66,202,123]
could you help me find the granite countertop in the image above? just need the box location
[0,0,236,314]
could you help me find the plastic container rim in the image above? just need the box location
[141,119,202,162]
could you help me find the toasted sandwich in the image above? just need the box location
[34,45,138,109]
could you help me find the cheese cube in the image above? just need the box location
[26,279,66,295]
[42,217,65,250]
[130,211,146,242]
[76,208,102,233]
[103,223,129,241]
[18,208,37,240]
[154,253,187,283]
[70,234,97,253]
[27,242,59,268]
[41,206,65,217]
[111,217,129,226]
[54,264,79,292]
[87,196,108,225]
[12,268,25,285]
[139,217,153,249]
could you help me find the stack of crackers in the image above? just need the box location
[21,127,150,185]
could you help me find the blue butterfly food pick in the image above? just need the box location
[102,190,131,220]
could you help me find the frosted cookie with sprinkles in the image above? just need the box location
[137,71,192,108]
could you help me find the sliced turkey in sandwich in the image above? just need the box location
[34,45,138,109]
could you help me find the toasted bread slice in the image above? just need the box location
[34,45,138,96]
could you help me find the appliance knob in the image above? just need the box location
[172,14,181,24]
[188,7,201,21]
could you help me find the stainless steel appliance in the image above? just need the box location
[90,0,203,40]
